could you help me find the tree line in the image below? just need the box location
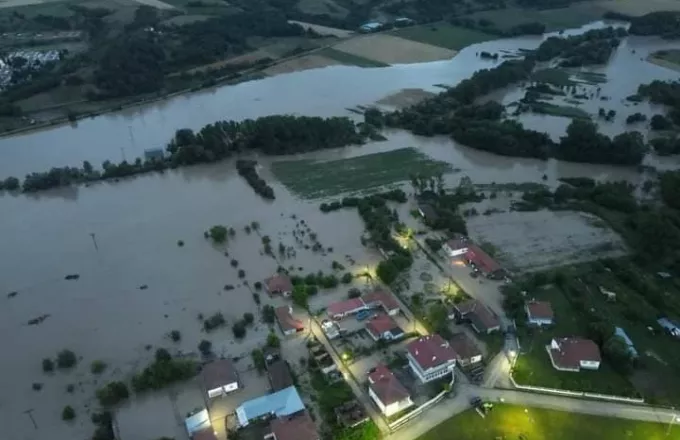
[0,115,365,193]
[534,27,626,67]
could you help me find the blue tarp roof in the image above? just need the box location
[236,386,304,426]
[614,327,638,357]
[185,408,210,434]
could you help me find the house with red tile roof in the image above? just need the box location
[547,337,601,372]
[366,314,404,341]
[363,289,401,316]
[266,274,294,296]
[465,244,506,279]
[201,359,240,399]
[406,334,457,383]
[525,300,554,326]
[451,299,501,334]
[367,364,414,417]
[266,410,319,440]
[326,297,367,320]
[448,333,483,367]
[275,306,304,336]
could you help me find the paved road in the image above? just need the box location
[308,318,391,433]
[387,382,680,440]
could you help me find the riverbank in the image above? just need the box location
[647,50,680,72]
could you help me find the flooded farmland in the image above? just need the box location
[1,20,680,440]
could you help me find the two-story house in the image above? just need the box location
[367,364,414,417]
[406,334,457,383]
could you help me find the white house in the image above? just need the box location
[442,235,469,257]
[202,359,240,399]
[367,364,414,417]
[525,300,554,326]
[547,337,601,372]
[406,334,457,383]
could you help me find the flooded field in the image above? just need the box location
[2,20,680,440]
[466,209,628,273]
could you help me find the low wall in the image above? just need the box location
[388,375,455,431]
[510,376,645,404]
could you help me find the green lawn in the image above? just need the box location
[391,23,496,51]
[271,147,451,199]
[512,282,637,397]
[317,47,389,68]
[462,4,605,32]
[417,404,680,440]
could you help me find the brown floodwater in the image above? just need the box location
[1,21,678,440]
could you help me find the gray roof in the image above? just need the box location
[658,317,680,330]
[202,359,239,391]
[614,327,638,357]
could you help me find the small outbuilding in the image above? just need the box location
[365,314,404,341]
[275,305,304,336]
[448,332,483,367]
[525,300,554,326]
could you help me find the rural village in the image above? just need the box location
[2,0,680,439]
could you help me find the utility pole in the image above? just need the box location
[90,233,99,251]
[24,409,37,429]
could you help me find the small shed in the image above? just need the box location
[202,359,240,399]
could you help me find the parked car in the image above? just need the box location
[355,310,371,321]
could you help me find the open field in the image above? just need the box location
[317,47,389,67]
[599,0,680,16]
[271,147,452,199]
[417,404,679,440]
[262,54,342,75]
[648,49,680,73]
[465,210,627,273]
[391,23,495,51]
[332,33,457,65]
[463,4,606,32]
[376,88,435,108]
[289,20,353,37]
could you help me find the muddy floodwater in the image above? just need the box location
[1,21,679,440]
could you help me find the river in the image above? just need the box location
[1,21,678,440]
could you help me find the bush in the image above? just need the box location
[42,358,54,372]
[253,293,261,304]
[57,349,77,369]
[62,405,76,421]
[252,349,266,373]
[66,384,75,393]
[230,259,239,267]
[347,288,361,298]
[32,382,42,391]
[203,312,226,332]
[238,269,245,278]
[131,357,197,393]
[267,332,281,348]
[198,340,212,355]
[155,348,171,363]
[91,360,107,375]
[254,281,262,290]
[243,312,254,325]
[262,305,276,324]
[232,321,247,338]
[170,330,181,342]
[96,381,129,406]
[341,273,353,284]
[209,225,228,243]
[177,240,184,247]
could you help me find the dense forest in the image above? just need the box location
[534,27,626,67]
[628,11,680,39]
[638,80,680,126]
[0,115,364,193]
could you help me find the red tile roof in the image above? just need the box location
[327,298,366,318]
[465,244,502,274]
[363,289,400,313]
[275,306,304,332]
[448,333,482,361]
[270,410,318,440]
[366,314,401,339]
[406,334,457,370]
[368,364,411,406]
[266,274,293,293]
[526,301,554,321]
[454,299,500,331]
[550,338,601,370]
[191,428,218,440]
[202,359,238,391]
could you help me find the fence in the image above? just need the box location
[509,376,645,404]
[387,374,455,431]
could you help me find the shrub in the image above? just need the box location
[198,340,212,356]
[347,288,361,298]
[232,321,247,338]
[254,281,263,290]
[203,312,226,332]
[57,349,77,369]
[306,285,318,295]
[238,269,245,278]
[91,360,107,375]
[177,240,184,247]
[42,358,54,373]
[131,358,197,393]
[66,384,75,393]
[32,382,42,391]
[62,405,76,421]
[230,259,239,267]
[155,348,171,363]
[252,349,266,373]
[96,381,129,406]
[170,330,181,342]
[262,305,276,324]
[341,273,353,284]
[209,225,228,243]
[253,293,261,304]
[243,312,254,325]
[267,332,280,348]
